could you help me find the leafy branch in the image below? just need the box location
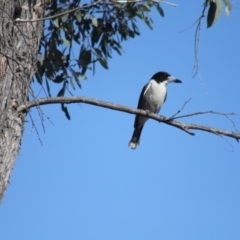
[18,97,240,142]
[15,0,168,97]
[193,0,232,76]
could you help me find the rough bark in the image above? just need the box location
[0,0,43,203]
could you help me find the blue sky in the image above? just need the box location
[1,1,240,240]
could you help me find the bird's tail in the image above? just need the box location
[128,126,144,150]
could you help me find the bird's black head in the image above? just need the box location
[151,71,182,84]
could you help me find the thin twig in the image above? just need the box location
[179,4,207,92]
[219,135,235,152]
[172,110,239,134]
[28,111,43,145]
[112,0,178,7]
[180,18,199,33]
[172,110,237,120]
[168,98,192,120]
[193,5,207,77]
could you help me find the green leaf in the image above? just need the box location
[225,5,230,17]
[95,48,108,69]
[45,60,55,79]
[61,103,71,120]
[154,3,164,17]
[223,0,232,17]
[35,60,44,84]
[128,30,135,38]
[76,72,87,80]
[38,54,45,66]
[69,76,76,90]
[73,32,80,44]
[53,75,64,83]
[85,13,90,19]
[35,72,42,85]
[131,21,140,35]
[112,46,122,55]
[57,87,65,97]
[223,0,232,8]
[207,0,222,28]
[91,27,103,46]
[53,18,59,28]
[61,14,68,22]
[101,43,107,57]
[79,48,92,75]
[144,18,153,30]
[92,17,98,27]
[45,78,51,97]
[70,68,82,88]
[75,10,82,23]
[93,59,95,75]
[57,81,67,97]
[143,3,151,11]
[112,40,121,49]
[62,39,70,47]
[94,48,102,56]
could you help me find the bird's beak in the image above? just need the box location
[167,76,182,83]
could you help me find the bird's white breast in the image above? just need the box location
[145,79,167,111]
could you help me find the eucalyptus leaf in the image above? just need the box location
[57,85,65,97]
[36,0,164,92]
[92,17,98,27]
[223,0,232,9]
[154,3,164,17]
[62,39,70,47]
[61,14,68,22]
[69,76,76,90]
[79,48,92,75]
[98,57,108,69]
[95,48,108,69]
[35,71,43,85]
[207,0,222,28]
[61,103,71,120]
[223,0,232,16]
[71,68,82,88]
[112,46,122,55]
[75,10,82,23]
[53,18,59,28]
[45,78,51,97]
[53,75,64,83]
[78,73,87,80]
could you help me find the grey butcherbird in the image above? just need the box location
[128,71,182,149]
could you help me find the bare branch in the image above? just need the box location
[15,0,103,23]
[17,96,240,142]
[14,0,177,24]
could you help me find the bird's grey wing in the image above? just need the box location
[134,82,151,128]
[137,82,151,109]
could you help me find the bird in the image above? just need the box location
[128,71,182,149]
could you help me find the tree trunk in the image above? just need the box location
[0,0,43,203]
